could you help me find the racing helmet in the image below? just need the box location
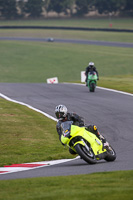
[55,105,68,120]
[89,62,94,67]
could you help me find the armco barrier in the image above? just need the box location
[0,26,133,33]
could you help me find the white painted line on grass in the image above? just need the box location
[0,93,58,122]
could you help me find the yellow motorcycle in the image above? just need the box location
[61,121,116,164]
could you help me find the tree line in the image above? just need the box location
[0,0,133,19]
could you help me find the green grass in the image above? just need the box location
[0,98,73,167]
[0,17,133,29]
[0,40,133,94]
[0,171,133,200]
[0,41,133,80]
[0,19,133,199]
[99,75,133,93]
[0,98,133,199]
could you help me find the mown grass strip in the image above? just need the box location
[0,98,73,167]
[0,41,133,85]
[0,18,133,29]
[98,76,133,94]
[0,170,133,200]
[0,20,132,199]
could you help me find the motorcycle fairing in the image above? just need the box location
[87,72,97,88]
[61,125,106,156]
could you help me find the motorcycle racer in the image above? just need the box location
[55,105,109,155]
[55,105,84,152]
[85,62,99,86]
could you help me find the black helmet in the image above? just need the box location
[55,105,68,120]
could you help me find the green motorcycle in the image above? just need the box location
[87,72,98,92]
[61,121,116,164]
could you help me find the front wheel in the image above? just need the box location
[90,82,95,92]
[75,143,97,164]
[104,145,116,162]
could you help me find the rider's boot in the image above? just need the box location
[93,126,110,149]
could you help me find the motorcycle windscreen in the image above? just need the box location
[61,121,73,137]
[61,121,73,144]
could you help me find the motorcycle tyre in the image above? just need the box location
[104,145,116,162]
[75,143,97,164]
[90,83,95,92]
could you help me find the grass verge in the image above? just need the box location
[0,18,133,29]
[0,20,132,199]
[0,170,133,200]
[98,75,133,94]
[0,41,133,85]
[0,98,73,167]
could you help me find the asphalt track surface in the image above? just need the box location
[0,37,133,48]
[0,37,133,179]
[0,83,133,180]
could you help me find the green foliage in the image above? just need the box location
[0,0,133,19]
[94,0,125,14]
[122,0,133,16]
[124,0,133,11]
[46,0,74,15]
[75,0,89,16]
[0,0,18,19]
[47,0,64,14]
[24,0,43,18]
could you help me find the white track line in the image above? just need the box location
[0,90,79,175]
[0,158,79,175]
[0,93,58,122]
[97,86,133,96]
[0,83,132,175]
[64,82,133,97]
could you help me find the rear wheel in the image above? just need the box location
[75,143,97,164]
[104,145,116,162]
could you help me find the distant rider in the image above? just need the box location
[55,105,108,155]
[85,62,99,86]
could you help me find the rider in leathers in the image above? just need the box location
[85,62,99,86]
[55,105,108,155]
